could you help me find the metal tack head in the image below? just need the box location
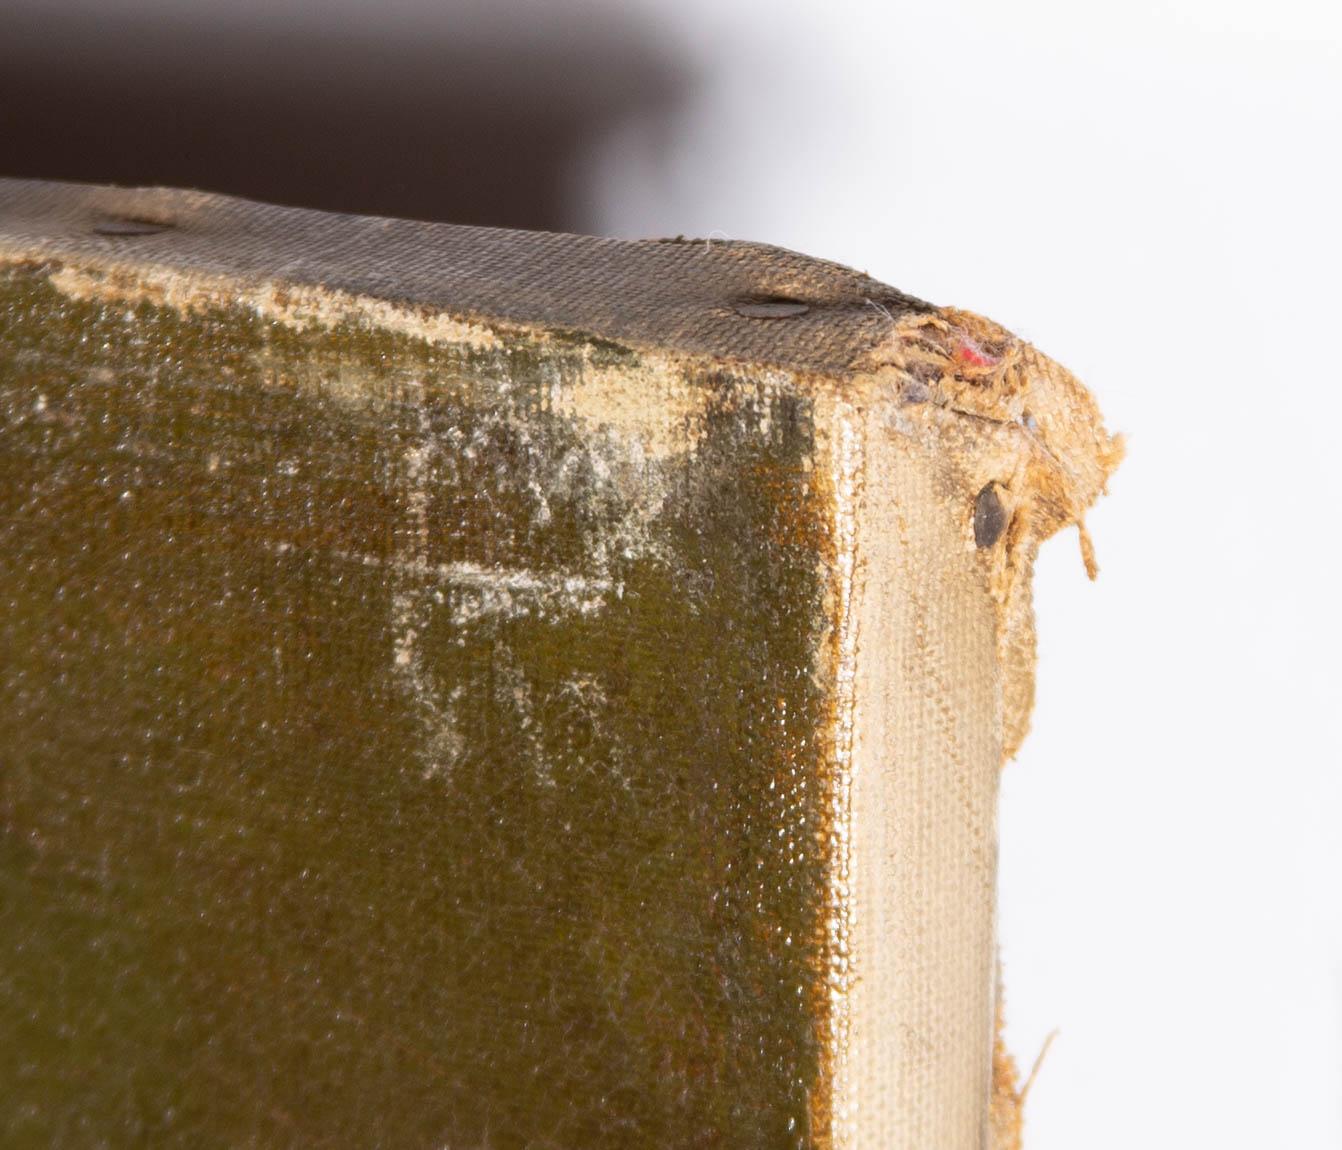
[93,217,173,237]
[733,298,810,318]
[973,483,1008,549]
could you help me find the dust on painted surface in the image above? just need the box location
[0,263,845,1149]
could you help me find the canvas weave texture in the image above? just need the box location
[0,181,1118,1149]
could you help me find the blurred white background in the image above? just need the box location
[5,0,1340,1145]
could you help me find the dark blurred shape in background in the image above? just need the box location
[0,1,688,232]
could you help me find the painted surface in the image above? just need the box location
[0,266,841,1149]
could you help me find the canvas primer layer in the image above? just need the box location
[0,182,1119,1150]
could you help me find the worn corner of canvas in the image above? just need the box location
[988,988,1026,1150]
[857,304,1123,763]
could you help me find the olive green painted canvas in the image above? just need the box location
[0,181,1120,1150]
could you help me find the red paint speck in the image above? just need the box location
[955,339,998,368]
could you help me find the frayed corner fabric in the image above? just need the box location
[0,180,1118,1149]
